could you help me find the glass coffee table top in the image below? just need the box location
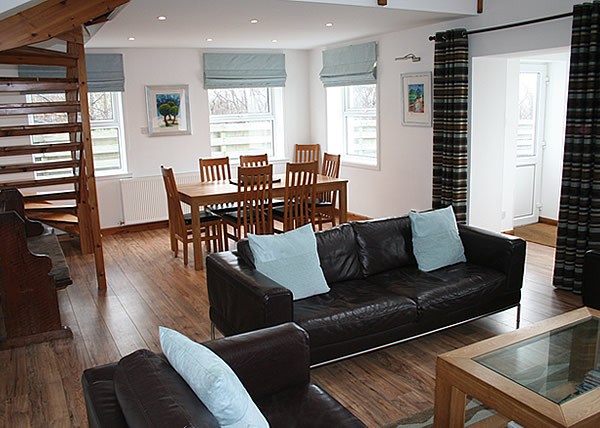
[474,316,600,404]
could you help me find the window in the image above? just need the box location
[326,84,377,167]
[28,92,127,177]
[517,66,546,158]
[208,87,284,159]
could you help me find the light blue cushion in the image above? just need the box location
[159,327,269,428]
[248,224,330,300]
[408,206,466,272]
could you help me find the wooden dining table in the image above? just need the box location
[178,174,348,270]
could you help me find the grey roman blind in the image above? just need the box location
[18,53,125,92]
[319,41,377,87]
[203,53,287,89]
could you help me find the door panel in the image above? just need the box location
[514,164,536,221]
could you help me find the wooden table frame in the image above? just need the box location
[178,174,348,270]
[434,307,600,427]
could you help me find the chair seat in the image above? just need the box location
[183,210,221,225]
[273,203,312,217]
[222,209,269,223]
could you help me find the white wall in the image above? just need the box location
[308,0,579,220]
[90,48,311,227]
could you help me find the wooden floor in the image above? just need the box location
[0,228,582,428]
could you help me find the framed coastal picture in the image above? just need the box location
[145,85,191,136]
[401,72,432,127]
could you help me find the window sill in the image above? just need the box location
[341,156,379,171]
[96,172,132,181]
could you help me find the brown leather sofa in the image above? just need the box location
[82,323,365,428]
[206,216,527,365]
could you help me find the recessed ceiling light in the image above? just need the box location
[206,38,213,42]
[250,18,259,24]
[157,16,167,21]
[326,22,333,27]
[128,36,136,41]
[271,39,278,43]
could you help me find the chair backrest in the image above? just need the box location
[319,153,341,204]
[161,166,187,237]
[294,144,320,164]
[239,154,268,167]
[236,164,274,237]
[199,157,231,182]
[282,161,318,232]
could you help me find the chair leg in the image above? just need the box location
[183,241,188,266]
[223,222,229,250]
[169,222,176,252]
[174,240,179,258]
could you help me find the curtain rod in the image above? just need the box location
[428,11,573,41]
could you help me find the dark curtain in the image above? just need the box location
[553,2,600,294]
[432,29,469,224]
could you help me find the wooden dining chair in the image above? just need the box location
[199,156,231,182]
[273,161,318,232]
[161,166,224,266]
[239,154,268,167]
[294,144,320,164]
[222,164,274,240]
[315,153,341,230]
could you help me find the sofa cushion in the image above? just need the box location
[293,279,418,348]
[366,263,506,321]
[352,216,416,277]
[315,223,362,283]
[113,349,219,428]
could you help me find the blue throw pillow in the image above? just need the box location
[248,224,330,300]
[159,327,269,428]
[408,206,466,272]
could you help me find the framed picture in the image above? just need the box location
[145,85,191,136]
[401,72,432,127]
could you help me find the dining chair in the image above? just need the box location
[294,144,320,164]
[273,161,318,232]
[222,164,274,240]
[239,153,268,167]
[315,153,341,230]
[161,165,224,266]
[199,156,231,182]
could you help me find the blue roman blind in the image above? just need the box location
[319,41,377,87]
[203,53,286,89]
[18,53,125,92]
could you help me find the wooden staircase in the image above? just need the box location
[0,0,129,290]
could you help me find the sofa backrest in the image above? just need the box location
[314,222,362,283]
[351,216,416,277]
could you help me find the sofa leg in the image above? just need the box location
[211,322,216,340]
[516,304,521,329]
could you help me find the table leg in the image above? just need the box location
[191,201,203,271]
[338,182,348,223]
[434,374,466,428]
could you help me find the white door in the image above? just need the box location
[513,64,547,227]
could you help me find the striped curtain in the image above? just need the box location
[553,2,600,294]
[432,29,469,224]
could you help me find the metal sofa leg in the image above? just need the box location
[516,304,521,329]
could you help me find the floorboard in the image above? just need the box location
[0,230,582,428]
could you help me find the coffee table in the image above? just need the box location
[433,307,600,427]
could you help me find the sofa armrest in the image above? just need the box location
[584,250,600,309]
[458,224,526,292]
[204,323,310,401]
[206,252,293,336]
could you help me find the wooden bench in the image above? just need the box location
[0,188,72,349]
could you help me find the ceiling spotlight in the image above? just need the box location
[250,18,259,24]
[326,22,333,27]
[128,36,136,41]
[157,16,167,21]
[271,39,278,43]
[206,38,214,42]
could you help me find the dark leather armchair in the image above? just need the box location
[583,249,600,309]
[82,323,366,428]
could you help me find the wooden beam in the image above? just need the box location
[0,175,79,189]
[0,160,79,174]
[0,123,81,137]
[0,101,80,116]
[0,77,78,93]
[0,142,81,156]
[0,0,130,52]
[23,190,78,201]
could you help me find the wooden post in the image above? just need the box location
[377,0,387,5]
[478,0,483,13]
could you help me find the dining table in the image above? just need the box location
[178,174,348,270]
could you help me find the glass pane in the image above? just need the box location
[209,88,270,115]
[517,72,539,158]
[210,120,273,158]
[346,115,376,158]
[346,85,376,110]
[88,92,114,121]
[30,93,68,124]
[91,127,121,171]
[475,317,600,404]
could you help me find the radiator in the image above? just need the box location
[120,172,200,225]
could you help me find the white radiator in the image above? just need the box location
[120,172,200,225]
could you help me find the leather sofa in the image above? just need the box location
[82,323,365,428]
[206,216,527,365]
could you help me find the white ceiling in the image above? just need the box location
[83,0,474,50]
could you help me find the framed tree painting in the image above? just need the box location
[145,85,191,136]
[401,72,432,127]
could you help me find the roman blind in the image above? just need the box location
[18,53,125,92]
[319,41,377,87]
[203,53,287,89]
